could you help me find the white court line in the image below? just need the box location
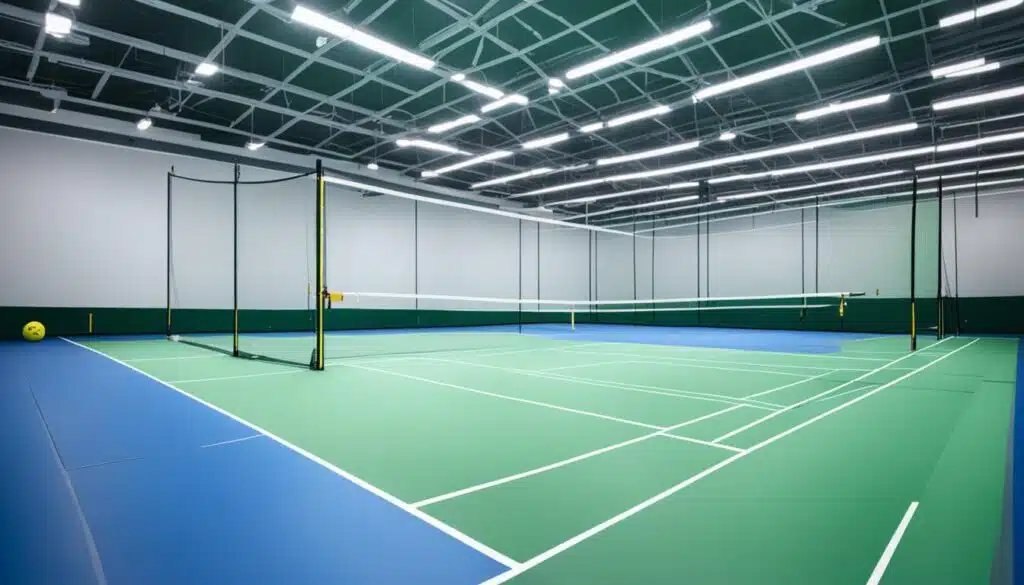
[414,356,782,410]
[59,338,520,569]
[742,370,838,399]
[540,360,639,372]
[345,362,665,431]
[713,338,955,444]
[412,405,745,508]
[816,385,875,403]
[125,354,225,362]
[865,502,920,585]
[660,434,746,453]
[559,349,816,377]
[200,434,264,449]
[846,336,897,343]
[480,337,975,584]
[647,345,894,362]
[168,369,303,384]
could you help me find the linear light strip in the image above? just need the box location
[930,58,987,79]
[322,176,635,236]
[421,150,512,177]
[481,94,529,113]
[945,62,1000,77]
[933,85,1024,111]
[597,140,701,167]
[566,20,713,80]
[291,6,435,71]
[544,183,698,207]
[522,133,570,150]
[795,94,890,121]
[565,194,700,220]
[428,115,481,134]
[939,0,1023,28]
[693,36,881,102]
[450,74,504,100]
[717,170,906,201]
[472,168,555,189]
[396,139,471,155]
[916,149,1024,170]
[607,105,672,128]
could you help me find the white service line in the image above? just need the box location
[558,349,815,377]
[345,362,665,431]
[412,404,745,508]
[479,337,976,584]
[58,338,520,570]
[168,369,303,384]
[415,356,781,410]
[539,360,640,372]
[742,370,838,399]
[125,354,224,362]
[713,338,956,444]
[816,385,875,403]
[865,502,920,585]
[661,434,746,453]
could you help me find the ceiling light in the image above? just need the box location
[481,94,529,113]
[795,94,890,121]
[580,121,605,133]
[939,0,1023,28]
[719,132,737,141]
[567,194,701,220]
[428,114,481,134]
[57,0,80,6]
[456,78,504,100]
[136,117,152,131]
[708,172,773,185]
[916,150,1024,171]
[291,5,435,70]
[933,85,1024,111]
[945,62,1001,77]
[472,168,555,189]
[421,150,512,177]
[522,133,570,150]
[548,87,560,95]
[597,140,700,166]
[606,105,672,128]
[245,140,265,151]
[693,36,881,102]
[44,12,72,37]
[395,138,470,155]
[548,78,565,88]
[931,58,987,78]
[367,162,379,170]
[565,20,713,80]
[194,62,219,77]
[716,170,906,201]
[546,182,700,207]
[935,129,1024,152]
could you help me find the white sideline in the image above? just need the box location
[345,363,665,431]
[412,405,745,508]
[865,502,920,585]
[479,337,976,584]
[742,370,838,399]
[414,356,782,410]
[59,338,520,569]
[559,348,817,377]
[661,434,746,453]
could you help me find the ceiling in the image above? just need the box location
[2,0,1023,230]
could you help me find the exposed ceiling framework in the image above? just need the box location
[2,0,1023,224]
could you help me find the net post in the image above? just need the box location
[910,174,918,352]
[936,176,943,340]
[571,308,575,332]
[313,160,325,371]
[232,163,240,357]
[166,167,173,337]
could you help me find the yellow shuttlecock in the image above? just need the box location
[22,321,46,342]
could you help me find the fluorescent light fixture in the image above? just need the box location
[428,115,481,134]
[921,163,1024,182]
[770,147,936,177]
[931,58,987,78]
[561,163,591,172]
[367,162,379,170]
[548,87,560,95]
[716,170,906,202]
[291,6,436,70]
[795,94,891,122]
[472,168,555,189]
[567,194,701,220]
[933,85,1024,111]
[597,140,700,166]
[194,62,219,77]
[936,129,1024,152]
[916,150,1024,171]
[44,12,72,36]
[395,138,469,155]
[245,140,266,151]
[520,122,918,196]
[939,0,1023,28]
[580,121,605,133]
[549,78,565,88]
[57,0,80,6]
[481,94,529,113]
[136,117,152,131]
[693,36,881,102]
[708,172,773,185]
[456,78,504,100]
[946,62,1001,77]
[421,150,512,177]
[719,132,737,141]
[546,182,700,207]
[565,20,713,80]
[607,105,672,128]
[522,133,570,150]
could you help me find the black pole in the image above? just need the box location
[651,224,656,324]
[974,167,980,218]
[587,204,593,319]
[705,213,710,298]
[815,196,820,293]
[232,164,240,357]
[536,222,540,306]
[936,176,943,340]
[166,168,173,337]
[518,219,523,334]
[910,175,919,352]
[801,208,806,295]
[632,217,637,323]
[314,159,325,370]
[414,200,419,317]
[952,183,962,335]
[696,213,701,326]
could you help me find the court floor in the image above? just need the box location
[3,326,1018,585]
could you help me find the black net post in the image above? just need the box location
[232,164,240,357]
[936,176,943,340]
[166,167,173,337]
[910,174,919,352]
[313,159,325,370]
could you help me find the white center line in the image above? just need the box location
[865,502,920,585]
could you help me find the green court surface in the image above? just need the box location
[81,332,1015,585]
